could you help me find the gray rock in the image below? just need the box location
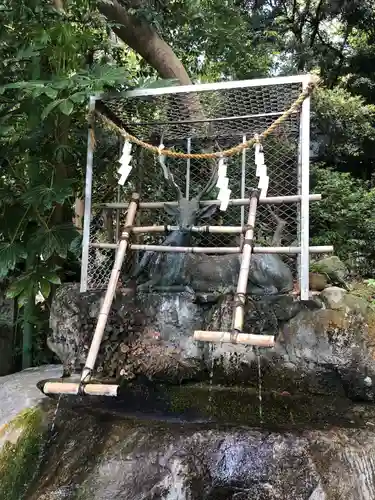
[2,367,375,500]
[320,286,348,308]
[0,365,62,428]
[48,283,375,401]
[312,256,349,287]
[320,286,369,316]
[18,405,375,500]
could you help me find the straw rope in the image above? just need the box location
[93,78,318,159]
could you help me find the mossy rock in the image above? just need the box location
[0,406,46,500]
[319,287,369,316]
[311,256,349,289]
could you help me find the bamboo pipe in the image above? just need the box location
[193,331,275,347]
[128,225,245,234]
[42,382,119,397]
[80,192,140,384]
[90,243,334,254]
[233,190,259,332]
[101,193,322,210]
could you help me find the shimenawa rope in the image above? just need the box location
[92,79,318,159]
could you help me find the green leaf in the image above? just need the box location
[52,80,73,90]
[39,279,51,299]
[32,223,79,260]
[6,278,28,299]
[41,99,65,120]
[59,99,74,115]
[16,46,40,60]
[44,86,58,99]
[21,179,75,208]
[0,242,28,278]
[31,86,46,98]
[18,290,34,309]
[69,92,86,104]
[43,272,61,285]
[69,234,82,257]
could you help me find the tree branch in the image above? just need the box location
[309,0,324,48]
[97,0,193,84]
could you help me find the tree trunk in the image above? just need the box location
[97,0,193,85]
[73,197,84,231]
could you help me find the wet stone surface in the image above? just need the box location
[49,284,375,402]
[3,366,375,500]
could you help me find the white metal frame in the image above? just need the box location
[80,74,314,298]
[122,74,311,98]
[80,96,96,293]
[299,79,311,300]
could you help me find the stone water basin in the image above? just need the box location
[3,367,375,499]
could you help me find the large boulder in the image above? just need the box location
[48,283,375,401]
[208,287,375,400]
[48,283,206,382]
[48,284,312,383]
[30,420,375,500]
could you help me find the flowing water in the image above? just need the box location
[50,393,62,434]
[207,342,215,416]
[25,393,63,498]
[255,347,263,425]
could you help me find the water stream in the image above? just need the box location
[255,347,263,425]
[207,342,215,416]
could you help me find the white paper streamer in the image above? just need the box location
[254,138,269,197]
[217,158,227,177]
[255,151,265,167]
[258,175,269,198]
[215,157,231,210]
[219,188,231,211]
[118,164,132,186]
[117,140,133,185]
[157,143,170,180]
[216,176,229,190]
[256,163,267,178]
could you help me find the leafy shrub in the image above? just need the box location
[310,165,375,276]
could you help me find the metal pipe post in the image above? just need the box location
[299,77,311,300]
[186,137,191,199]
[241,135,247,245]
[80,96,96,293]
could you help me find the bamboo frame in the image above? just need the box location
[191,191,277,347]
[100,193,322,210]
[193,331,275,347]
[233,190,259,332]
[129,225,245,234]
[90,242,334,254]
[81,193,139,384]
[42,381,119,397]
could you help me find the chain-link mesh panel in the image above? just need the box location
[86,80,303,290]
